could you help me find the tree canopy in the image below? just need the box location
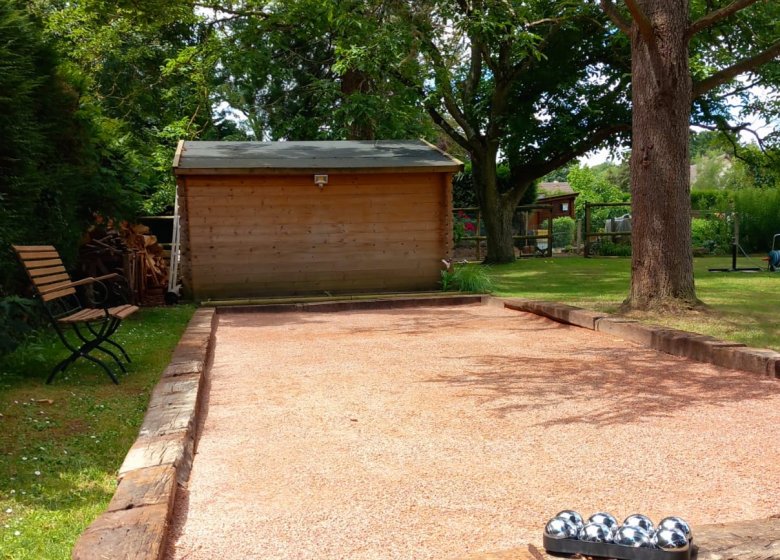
[1,0,779,299]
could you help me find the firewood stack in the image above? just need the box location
[79,223,169,306]
[121,223,168,306]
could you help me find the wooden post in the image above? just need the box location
[475,209,482,262]
[547,208,553,257]
[575,219,582,252]
[584,203,591,258]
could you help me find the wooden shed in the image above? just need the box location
[172,140,463,300]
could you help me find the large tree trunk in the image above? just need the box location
[472,149,517,263]
[625,0,698,310]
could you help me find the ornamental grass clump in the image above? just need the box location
[440,260,493,293]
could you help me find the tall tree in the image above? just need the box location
[30,0,217,213]
[601,0,780,309]
[361,0,633,263]
[0,0,139,292]
[207,0,433,141]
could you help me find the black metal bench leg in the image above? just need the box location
[82,353,120,384]
[93,345,126,373]
[87,320,131,364]
[48,354,78,384]
[48,326,121,384]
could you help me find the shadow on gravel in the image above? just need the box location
[427,347,778,427]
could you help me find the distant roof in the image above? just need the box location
[173,140,463,175]
[537,181,576,197]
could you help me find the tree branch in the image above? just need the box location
[425,105,473,153]
[688,0,760,37]
[624,0,655,44]
[692,40,780,97]
[422,38,479,140]
[523,123,631,180]
[600,0,631,34]
[463,38,483,105]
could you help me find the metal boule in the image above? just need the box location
[613,525,652,547]
[578,522,612,543]
[658,516,693,542]
[555,510,584,530]
[622,513,655,533]
[587,512,618,531]
[652,528,690,551]
[545,517,578,539]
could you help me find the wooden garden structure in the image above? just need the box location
[172,140,462,300]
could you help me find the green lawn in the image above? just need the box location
[0,305,194,560]
[490,256,780,351]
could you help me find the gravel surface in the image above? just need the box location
[166,304,780,560]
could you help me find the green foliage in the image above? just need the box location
[210,0,434,141]
[734,188,780,252]
[690,189,732,211]
[453,210,478,244]
[567,166,630,226]
[0,297,43,356]
[441,263,493,293]
[691,218,731,254]
[453,163,538,208]
[31,0,218,215]
[591,239,632,257]
[552,217,576,248]
[0,1,139,294]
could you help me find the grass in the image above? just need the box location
[490,256,780,351]
[0,305,194,560]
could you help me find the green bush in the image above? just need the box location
[591,238,632,256]
[552,217,576,248]
[690,189,731,211]
[0,296,44,356]
[734,188,780,252]
[691,217,731,254]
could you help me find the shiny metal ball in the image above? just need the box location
[622,513,655,533]
[555,510,584,530]
[613,525,652,548]
[545,517,578,539]
[578,522,612,543]
[652,528,690,551]
[658,516,692,542]
[587,512,618,531]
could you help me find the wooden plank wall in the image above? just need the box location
[182,172,452,299]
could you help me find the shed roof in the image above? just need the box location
[173,140,463,175]
[537,181,576,197]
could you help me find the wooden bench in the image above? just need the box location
[13,245,139,384]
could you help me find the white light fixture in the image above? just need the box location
[314,174,328,190]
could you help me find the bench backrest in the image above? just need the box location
[12,245,76,302]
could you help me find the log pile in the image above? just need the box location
[79,222,169,306]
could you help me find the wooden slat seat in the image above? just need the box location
[57,304,139,324]
[12,244,138,384]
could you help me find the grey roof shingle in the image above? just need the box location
[174,140,463,174]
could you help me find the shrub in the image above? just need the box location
[690,189,731,212]
[691,217,731,254]
[0,296,44,356]
[592,238,632,256]
[552,217,576,248]
[734,188,780,252]
[453,210,478,244]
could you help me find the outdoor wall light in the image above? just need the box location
[314,174,328,189]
